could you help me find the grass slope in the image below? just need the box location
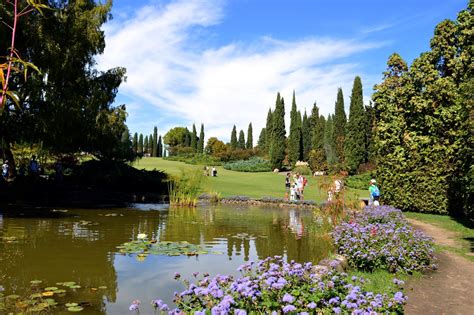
[133,158,368,202]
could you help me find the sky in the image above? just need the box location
[96,0,467,142]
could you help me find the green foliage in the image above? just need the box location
[117,239,212,258]
[324,114,336,165]
[257,128,266,150]
[205,137,226,156]
[197,124,205,154]
[238,130,246,149]
[163,127,188,152]
[132,133,138,152]
[230,125,238,149]
[302,110,312,160]
[269,93,286,169]
[346,172,374,190]
[288,91,302,165]
[246,123,253,149]
[345,76,367,173]
[191,124,197,152]
[168,169,203,206]
[152,126,158,157]
[138,134,143,154]
[144,135,149,154]
[373,3,472,219]
[265,108,273,153]
[333,88,347,164]
[223,157,271,172]
[157,135,163,157]
[164,153,222,166]
[292,165,312,175]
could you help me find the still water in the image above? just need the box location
[0,204,333,314]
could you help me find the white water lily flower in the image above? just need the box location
[137,233,147,240]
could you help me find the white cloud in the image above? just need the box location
[97,0,381,142]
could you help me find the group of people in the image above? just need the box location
[285,172,308,201]
[203,166,217,177]
[2,155,41,182]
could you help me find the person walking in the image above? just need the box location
[285,172,291,200]
[369,179,380,206]
[2,160,9,180]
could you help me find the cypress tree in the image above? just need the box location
[288,91,302,165]
[149,133,153,153]
[191,124,197,152]
[144,135,149,155]
[246,123,253,149]
[324,115,336,165]
[298,110,304,161]
[153,126,158,157]
[138,134,144,154]
[365,102,375,163]
[238,130,246,149]
[257,128,266,149]
[230,125,238,149]
[132,132,138,153]
[198,124,205,153]
[302,110,312,160]
[184,128,191,147]
[333,88,347,164]
[158,135,163,157]
[345,76,367,173]
[270,93,286,169]
[309,103,326,170]
[265,108,273,153]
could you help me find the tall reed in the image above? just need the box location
[168,169,203,207]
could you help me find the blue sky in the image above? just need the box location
[96,0,467,142]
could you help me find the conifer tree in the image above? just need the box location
[144,136,149,155]
[265,108,273,153]
[238,130,246,149]
[324,115,336,165]
[333,88,347,164]
[198,124,205,153]
[345,76,367,173]
[288,91,302,165]
[153,126,158,157]
[365,102,376,163]
[158,135,163,157]
[230,125,238,149]
[246,123,253,149]
[191,124,197,152]
[132,132,138,153]
[257,128,266,149]
[149,133,153,153]
[297,110,304,161]
[138,134,144,154]
[270,93,286,169]
[302,110,312,160]
[184,128,191,147]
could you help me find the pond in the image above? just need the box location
[0,204,334,314]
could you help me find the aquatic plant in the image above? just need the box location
[116,239,215,258]
[333,205,437,273]
[168,169,203,207]
[144,256,406,314]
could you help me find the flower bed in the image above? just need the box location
[143,256,406,314]
[333,206,437,273]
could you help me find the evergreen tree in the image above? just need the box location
[153,126,158,157]
[191,124,197,152]
[149,133,153,153]
[288,91,302,165]
[184,128,191,147]
[345,76,367,173]
[297,110,304,161]
[324,115,337,165]
[230,125,238,149]
[309,103,326,169]
[302,110,312,160]
[132,132,138,153]
[265,108,273,153]
[269,93,286,169]
[333,88,347,164]
[158,135,163,157]
[365,102,376,163]
[238,130,246,149]
[198,124,205,153]
[246,123,253,149]
[138,134,144,154]
[144,135,149,155]
[257,128,266,149]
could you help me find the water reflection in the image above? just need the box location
[0,204,333,314]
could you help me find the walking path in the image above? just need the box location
[404,218,474,315]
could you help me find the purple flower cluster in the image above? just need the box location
[334,205,437,273]
[150,256,406,314]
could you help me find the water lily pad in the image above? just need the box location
[30,293,42,299]
[54,289,66,294]
[61,282,76,287]
[45,298,57,306]
[69,285,81,289]
[42,291,55,297]
[30,280,43,285]
[67,305,84,312]
[65,303,78,307]
[44,287,58,291]
[6,294,20,300]
[98,286,107,289]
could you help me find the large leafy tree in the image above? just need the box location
[269,93,286,169]
[374,2,472,218]
[345,76,367,173]
[0,0,127,161]
[288,91,301,165]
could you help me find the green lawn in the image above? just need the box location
[405,212,474,261]
[133,158,368,202]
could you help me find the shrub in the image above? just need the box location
[148,256,406,314]
[164,154,222,166]
[333,206,437,273]
[223,157,271,172]
[292,165,312,175]
[215,148,254,162]
[345,172,375,190]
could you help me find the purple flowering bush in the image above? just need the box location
[151,256,406,314]
[333,206,437,273]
